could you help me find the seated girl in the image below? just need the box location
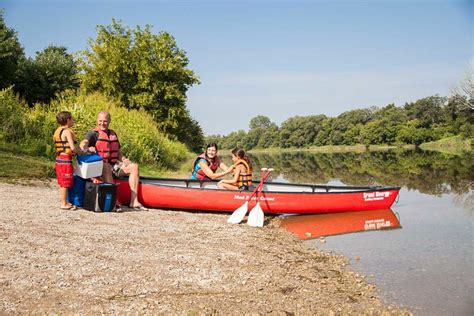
[218,148,253,190]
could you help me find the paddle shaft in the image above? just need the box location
[247,169,272,203]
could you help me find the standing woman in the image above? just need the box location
[190,143,232,180]
[218,148,253,190]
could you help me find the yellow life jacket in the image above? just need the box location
[233,159,253,188]
[53,126,76,156]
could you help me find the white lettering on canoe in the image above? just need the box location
[233,195,275,202]
[364,219,392,230]
[363,191,391,201]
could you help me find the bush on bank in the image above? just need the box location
[0,88,188,170]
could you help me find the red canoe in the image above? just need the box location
[280,208,401,239]
[115,177,400,215]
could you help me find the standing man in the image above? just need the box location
[80,111,144,209]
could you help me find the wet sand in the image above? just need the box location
[0,181,411,314]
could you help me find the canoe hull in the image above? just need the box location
[115,178,400,215]
[280,208,401,239]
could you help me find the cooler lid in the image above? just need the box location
[77,154,103,164]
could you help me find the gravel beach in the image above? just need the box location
[0,181,411,314]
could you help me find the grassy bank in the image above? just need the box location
[0,150,55,181]
[419,135,472,155]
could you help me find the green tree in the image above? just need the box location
[404,96,446,128]
[245,115,278,150]
[0,11,24,89]
[16,45,80,105]
[341,124,363,145]
[174,114,205,153]
[81,20,202,148]
[249,115,272,130]
[373,103,407,124]
[257,125,279,148]
[360,120,400,145]
[280,115,327,148]
[314,118,334,146]
[396,120,427,145]
[221,130,247,149]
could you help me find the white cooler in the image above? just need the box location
[75,154,104,179]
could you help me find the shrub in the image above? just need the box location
[0,88,189,170]
[0,87,27,142]
[50,91,188,169]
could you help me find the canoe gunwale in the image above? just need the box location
[128,176,401,195]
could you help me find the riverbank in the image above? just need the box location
[0,181,411,314]
[419,135,472,155]
[249,144,416,154]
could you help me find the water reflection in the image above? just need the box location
[247,149,473,211]
[280,208,401,240]
[236,149,473,315]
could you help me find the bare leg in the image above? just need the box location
[102,163,114,183]
[218,181,239,190]
[60,187,68,208]
[121,163,141,207]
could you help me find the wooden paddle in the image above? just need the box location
[227,168,271,224]
[247,168,273,227]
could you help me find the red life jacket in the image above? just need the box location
[192,153,221,180]
[94,128,120,164]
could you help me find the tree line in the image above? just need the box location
[247,150,473,198]
[1,10,472,155]
[0,12,204,152]
[206,94,473,150]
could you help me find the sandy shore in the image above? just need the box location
[0,181,410,314]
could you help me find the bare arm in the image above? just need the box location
[63,130,80,154]
[80,131,96,153]
[79,139,89,151]
[220,165,243,184]
[198,161,232,179]
[219,161,229,171]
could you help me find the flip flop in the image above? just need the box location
[60,205,73,210]
[130,205,147,211]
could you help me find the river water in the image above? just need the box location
[249,149,473,315]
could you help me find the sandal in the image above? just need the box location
[130,205,147,211]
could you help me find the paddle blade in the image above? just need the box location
[247,202,264,227]
[227,201,248,224]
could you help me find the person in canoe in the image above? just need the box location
[80,111,144,210]
[190,143,233,180]
[218,147,253,190]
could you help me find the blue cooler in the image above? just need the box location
[75,154,104,179]
[67,175,87,207]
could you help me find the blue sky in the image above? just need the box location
[3,0,473,135]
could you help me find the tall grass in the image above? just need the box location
[0,88,189,170]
